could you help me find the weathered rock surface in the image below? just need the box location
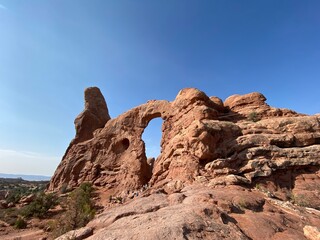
[304,225,320,240]
[223,92,300,120]
[48,87,320,239]
[73,87,110,144]
[56,226,94,240]
[19,194,35,204]
[49,95,170,192]
[82,185,320,239]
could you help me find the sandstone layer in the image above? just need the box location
[49,87,320,239]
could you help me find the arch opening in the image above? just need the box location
[142,117,163,160]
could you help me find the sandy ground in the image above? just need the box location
[0,228,46,240]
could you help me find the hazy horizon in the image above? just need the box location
[0,172,51,181]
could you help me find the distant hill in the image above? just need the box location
[0,173,51,181]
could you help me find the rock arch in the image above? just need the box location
[48,87,319,199]
[48,88,228,192]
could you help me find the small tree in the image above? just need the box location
[67,183,95,229]
[14,217,27,229]
[53,182,96,236]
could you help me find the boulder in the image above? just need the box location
[19,194,35,204]
[55,227,93,240]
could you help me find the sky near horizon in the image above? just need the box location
[0,1,319,176]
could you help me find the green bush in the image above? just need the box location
[5,183,48,205]
[291,194,313,208]
[67,182,95,229]
[52,182,96,237]
[21,192,58,218]
[14,217,27,229]
[6,186,30,204]
[60,183,68,194]
[248,111,260,122]
[0,208,20,226]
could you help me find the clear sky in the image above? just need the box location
[0,0,319,176]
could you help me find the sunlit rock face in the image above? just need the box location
[49,86,320,239]
[73,87,111,144]
[48,87,319,208]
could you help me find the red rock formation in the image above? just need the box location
[73,87,110,144]
[48,92,170,191]
[49,88,319,194]
[49,87,320,239]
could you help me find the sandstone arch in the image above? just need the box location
[48,87,319,203]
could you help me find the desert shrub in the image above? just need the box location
[21,192,58,218]
[52,182,96,237]
[237,199,249,210]
[6,191,21,204]
[291,194,313,208]
[14,217,27,229]
[79,182,94,194]
[248,111,260,122]
[60,183,68,194]
[66,182,95,229]
[5,183,47,205]
[0,208,20,226]
[6,186,30,204]
[255,183,262,191]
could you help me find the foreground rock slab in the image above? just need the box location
[82,185,320,239]
[56,227,93,240]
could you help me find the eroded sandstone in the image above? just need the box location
[48,87,320,239]
[49,87,319,196]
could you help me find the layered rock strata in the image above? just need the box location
[49,88,319,199]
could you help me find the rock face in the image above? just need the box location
[73,87,110,144]
[48,87,320,239]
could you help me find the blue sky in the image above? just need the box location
[0,1,319,176]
